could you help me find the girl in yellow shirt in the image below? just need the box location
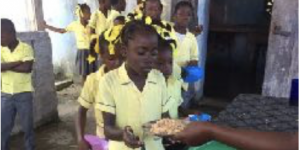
[43,4,94,83]
[76,26,123,150]
[97,20,171,150]
[89,0,111,35]
[173,1,200,108]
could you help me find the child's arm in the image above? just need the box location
[1,60,33,73]
[175,122,298,150]
[42,21,67,33]
[75,106,90,150]
[188,33,200,67]
[11,61,33,73]
[103,112,144,148]
[1,61,22,72]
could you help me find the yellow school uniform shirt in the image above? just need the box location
[89,9,110,35]
[78,65,106,137]
[1,41,34,94]
[65,21,91,49]
[174,31,199,67]
[96,63,172,150]
[167,76,183,119]
[106,9,121,28]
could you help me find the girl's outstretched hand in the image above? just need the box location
[123,126,144,149]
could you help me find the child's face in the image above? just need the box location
[1,29,14,47]
[174,6,192,27]
[101,49,122,71]
[125,32,158,76]
[118,0,126,11]
[99,0,111,9]
[144,1,162,21]
[82,8,91,21]
[156,49,173,78]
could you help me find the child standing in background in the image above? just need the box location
[89,0,111,35]
[97,20,172,150]
[43,4,94,83]
[173,1,199,68]
[107,0,126,28]
[1,19,35,150]
[155,36,182,119]
[75,26,123,150]
[173,1,200,108]
[143,0,163,21]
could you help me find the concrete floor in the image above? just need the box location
[10,83,97,150]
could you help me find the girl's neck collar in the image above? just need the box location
[174,24,187,34]
[125,63,147,80]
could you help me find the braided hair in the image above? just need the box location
[78,3,90,12]
[120,20,158,46]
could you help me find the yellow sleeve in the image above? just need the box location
[22,44,34,62]
[191,35,199,61]
[175,80,184,106]
[78,75,95,109]
[65,22,76,32]
[88,12,97,29]
[161,79,173,113]
[1,48,5,62]
[173,63,182,80]
[96,77,116,114]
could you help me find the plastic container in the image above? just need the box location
[188,113,212,122]
[84,135,108,150]
[183,66,204,83]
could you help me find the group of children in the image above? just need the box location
[46,0,201,150]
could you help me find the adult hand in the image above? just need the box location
[174,122,213,146]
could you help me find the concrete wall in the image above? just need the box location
[13,32,59,133]
[262,0,299,98]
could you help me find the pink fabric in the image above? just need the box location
[84,135,108,150]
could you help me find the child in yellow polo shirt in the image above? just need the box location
[106,0,126,28]
[1,19,35,150]
[89,0,111,35]
[75,26,123,150]
[97,20,172,150]
[155,36,183,119]
[173,1,200,108]
[43,4,94,83]
[173,1,199,67]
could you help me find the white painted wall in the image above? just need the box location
[194,0,210,100]
[1,0,36,31]
[42,0,78,77]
